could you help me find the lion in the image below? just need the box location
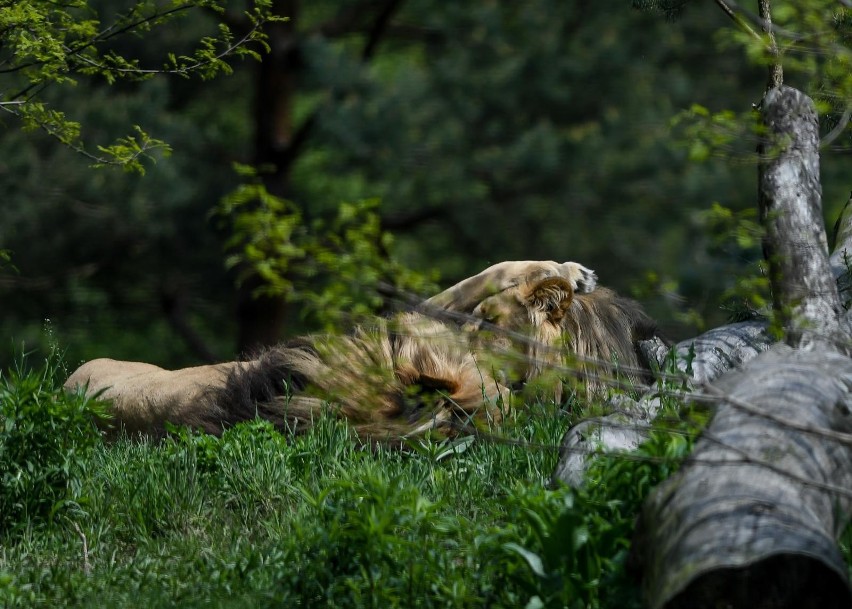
[65,312,510,440]
[429,266,659,400]
[65,259,654,439]
[64,359,244,437]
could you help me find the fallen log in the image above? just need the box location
[551,321,774,487]
[634,345,852,609]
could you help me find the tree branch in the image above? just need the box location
[712,0,764,46]
[362,0,405,60]
[268,0,406,176]
[758,0,783,89]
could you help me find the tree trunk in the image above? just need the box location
[636,345,852,609]
[630,86,852,608]
[552,86,852,608]
[233,1,405,354]
[236,0,300,354]
[757,86,847,350]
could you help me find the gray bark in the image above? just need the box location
[643,320,775,385]
[633,86,852,608]
[551,393,666,488]
[553,86,852,608]
[634,346,852,609]
[758,86,847,350]
[552,322,774,488]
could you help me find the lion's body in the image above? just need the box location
[65,259,659,439]
[65,312,509,440]
[64,359,242,437]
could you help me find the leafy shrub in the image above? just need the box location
[288,466,494,608]
[0,355,106,534]
[498,401,704,609]
[219,165,439,330]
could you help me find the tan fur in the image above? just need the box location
[425,260,596,314]
[64,359,243,436]
[280,312,508,438]
[64,313,509,440]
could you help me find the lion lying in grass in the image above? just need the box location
[65,260,657,440]
[67,313,511,440]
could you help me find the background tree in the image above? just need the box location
[3,1,848,370]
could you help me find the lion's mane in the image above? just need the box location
[432,267,660,398]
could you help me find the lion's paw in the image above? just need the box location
[558,262,597,294]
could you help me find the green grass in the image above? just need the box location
[0,355,697,609]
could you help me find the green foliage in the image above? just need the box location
[292,470,458,607]
[4,0,817,367]
[697,202,774,322]
[700,202,763,252]
[0,249,16,274]
[499,389,705,609]
[670,104,756,164]
[631,270,708,331]
[220,165,439,330]
[0,353,679,609]
[0,353,106,534]
[0,0,281,172]
[92,125,172,175]
[719,1,852,120]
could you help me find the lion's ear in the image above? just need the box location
[523,277,574,322]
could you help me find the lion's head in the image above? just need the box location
[457,273,658,401]
[460,276,574,398]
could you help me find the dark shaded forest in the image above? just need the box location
[1,0,850,369]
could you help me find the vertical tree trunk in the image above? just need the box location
[757,86,845,350]
[236,0,300,354]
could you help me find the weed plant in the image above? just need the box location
[0,353,105,535]
[0,354,702,609]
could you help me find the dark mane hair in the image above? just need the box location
[561,287,660,393]
[197,313,509,439]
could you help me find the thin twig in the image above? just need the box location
[713,0,765,45]
[70,521,92,575]
[758,0,783,89]
[821,102,852,148]
[62,21,265,78]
